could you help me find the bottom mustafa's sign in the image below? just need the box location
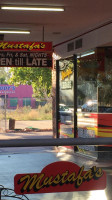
[0,51,52,67]
[14,161,106,194]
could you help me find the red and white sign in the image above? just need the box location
[14,161,106,194]
[0,41,53,67]
[0,41,52,52]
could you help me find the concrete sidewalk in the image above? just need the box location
[0,119,53,139]
[0,130,53,139]
[0,120,53,131]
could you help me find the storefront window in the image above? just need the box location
[23,98,31,106]
[77,47,112,158]
[10,98,18,107]
[58,58,74,142]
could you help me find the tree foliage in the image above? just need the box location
[8,67,52,100]
[0,67,10,84]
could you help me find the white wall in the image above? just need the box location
[54,23,112,58]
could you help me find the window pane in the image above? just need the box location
[10,98,18,107]
[59,58,74,144]
[23,98,31,106]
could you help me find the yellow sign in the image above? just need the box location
[61,68,73,80]
[0,41,52,51]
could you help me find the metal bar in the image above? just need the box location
[4,91,7,131]
[0,188,3,200]
[73,54,77,139]
[56,60,60,138]
[0,138,112,147]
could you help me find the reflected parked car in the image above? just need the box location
[59,104,72,113]
[59,104,73,124]
[81,101,112,113]
[81,100,97,112]
[104,107,112,113]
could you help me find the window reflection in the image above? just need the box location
[59,59,74,141]
[77,47,112,157]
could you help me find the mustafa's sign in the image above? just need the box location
[0,41,52,51]
[14,161,106,194]
[0,41,52,68]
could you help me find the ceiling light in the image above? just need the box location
[77,50,95,58]
[0,30,30,34]
[81,51,95,57]
[1,6,64,12]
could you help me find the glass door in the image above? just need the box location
[56,56,77,150]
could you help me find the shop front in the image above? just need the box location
[56,56,76,150]
[56,47,112,159]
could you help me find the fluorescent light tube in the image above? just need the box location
[1,6,64,11]
[77,51,95,58]
[81,51,95,57]
[0,30,30,34]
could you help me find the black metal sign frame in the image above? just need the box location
[56,55,77,141]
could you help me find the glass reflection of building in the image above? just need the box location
[57,47,112,159]
[58,58,74,143]
[77,47,112,158]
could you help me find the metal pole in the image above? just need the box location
[4,91,6,131]
[73,54,77,139]
[0,138,112,147]
[56,60,60,138]
[0,188,3,200]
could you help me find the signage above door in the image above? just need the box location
[0,41,52,68]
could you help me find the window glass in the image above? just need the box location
[77,51,98,156]
[58,58,74,142]
[23,98,31,106]
[10,98,18,107]
[77,47,112,158]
